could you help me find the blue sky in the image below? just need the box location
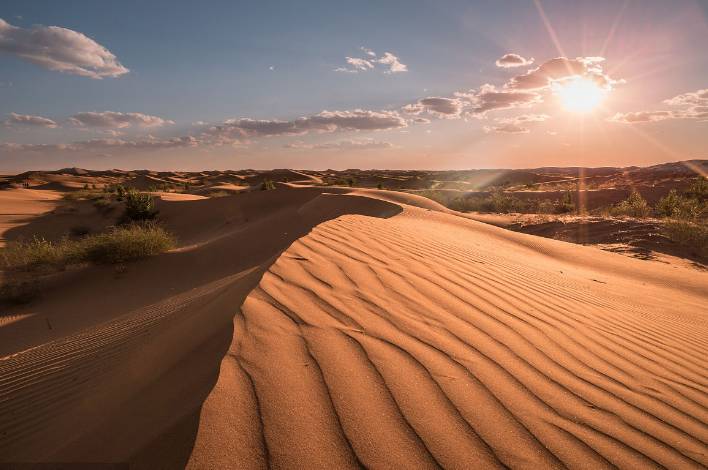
[1,0,707,171]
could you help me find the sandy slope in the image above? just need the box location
[0,188,61,246]
[0,187,706,469]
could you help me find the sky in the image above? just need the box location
[0,0,706,171]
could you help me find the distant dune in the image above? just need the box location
[0,166,706,468]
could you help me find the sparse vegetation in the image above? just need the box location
[1,222,175,273]
[260,179,276,191]
[662,220,708,259]
[609,191,651,218]
[417,189,576,214]
[123,190,158,221]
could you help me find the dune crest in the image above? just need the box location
[189,204,708,469]
[0,188,705,469]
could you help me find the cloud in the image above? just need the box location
[4,112,58,128]
[505,56,619,91]
[203,109,407,143]
[483,114,549,134]
[608,111,674,123]
[377,52,407,73]
[0,18,128,79]
[457,84,543,115]
[403,97,462,118]
[663,88,708,107]
[284,138,394,150]
[609,88,708,124]
[69,111,175,129]
[1,136,197,153]
[335,48,407,74]
[483,123,529,134]
[495,53,534,68]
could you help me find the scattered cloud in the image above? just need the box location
[457,84,543,115]
[403,97,462,118]
[377,52,407,73]
[495,53,534,68]
[609,88,708,124]
[203,109,407,144]
[483,114,549,134]
[608,111,674,123]
[0,17,128,79]
[505,56,620,91]
[335,48,407,74]
[0,136,198,153]
[69,111,175,129]
[284,138,394,150]
[4,112,58,128]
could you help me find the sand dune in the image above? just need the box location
[0,186,706,468]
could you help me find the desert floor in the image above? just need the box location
[0,177,706,469]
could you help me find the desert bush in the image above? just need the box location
[1,222,175,272]
[655,190,703,220]
[115,185,127,201]
[610,190,650,218]
[260,179,276,191]
[124,190,158,221]
[0,279,40,304]
[82,223,175,264]
[62,189,105,201]
[377,182,384,190]
[662,220,708,259]
[70,225,91,237]
[1,236,79,271]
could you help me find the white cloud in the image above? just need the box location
[457,84,543,115]
[408,97,463,118]
[335,48,407,74]
[483,114,549,134]
[69,111,175,129]
[495,53,534,68]
[0,17,128,79]
[4,112,58,128]
[284,138,394,150]
[1,136,198,153]
[609,88,708,124]
[505,56,620,91]
[608,111,674,123]
[377,52,407,73]
[203,109,407,143]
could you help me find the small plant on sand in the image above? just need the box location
[377,182,384,190]
[82,222,175,264]
[1,223,175,273]
[115,184,127,201]
[123,190,158,221]
[662,220,708,259]
[260,179,276,191]
[610,190,650,218]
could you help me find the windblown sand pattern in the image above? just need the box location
[0,190,706,469]
[189,206,708,469]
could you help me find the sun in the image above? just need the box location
[553,77,606,113]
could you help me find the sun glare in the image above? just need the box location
[553,77,606,113]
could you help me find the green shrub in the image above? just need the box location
[62,189,105,201]
[610,191,650,218]
[124,190,158,221]
[260,179,276,191]
[1,222,175,272]
[655,189,703,220]
[115,185,126,201]
[662,220,708,259]
[82,223,175,264]
[0,279,40,304]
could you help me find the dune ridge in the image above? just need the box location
[188,204,707,469]
[0,188,706,468]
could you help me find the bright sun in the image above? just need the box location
[553,77,606,113]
